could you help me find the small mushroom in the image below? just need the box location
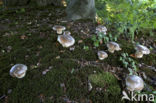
[53,25,66,34]
[96,25,107,34]
[134,44,150,58]
[97,51,108,60]
[63,31,71,35]
[126,75,144,92]
[107,42,121,53]
[57,34,75,48]
[10,64,27,78]
[134,51,144,58]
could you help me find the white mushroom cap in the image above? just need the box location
[53,25,66,34]
[10,64,27,79]
[57,34,75,48]
[135,44,150,55]
[97,51,108,60]
[63,31,71,35]
[107,42,121,53]
[96,25,107,34]
[126,75,144,92]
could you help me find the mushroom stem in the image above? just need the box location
[108,49,114,53]
[135,51,143,58]
[57,30,63,34]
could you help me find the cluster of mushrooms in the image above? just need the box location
[53,25,75,48]
[95,25,150,92]
[9,24,151,93]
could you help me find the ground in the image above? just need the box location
[0,6,156,103]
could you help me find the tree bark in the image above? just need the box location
[36,0,63,6]
[65,0,96,21]
[2,0,63,6]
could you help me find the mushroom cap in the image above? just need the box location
[10,64,27,78]
[135,51,143,58]
[57,35,75,47]
[107,42,121,51]
[97,51,108,60]
[135,44,150,54]
[53,25,66,31]
[96,25,107,32]
[63,31,71,35]
[126,75,144,92]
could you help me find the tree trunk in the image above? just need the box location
[65,0,96,21]
[2,0,63,6]
[36,0,63,6]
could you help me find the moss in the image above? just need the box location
[0,5,155,103]
[89,72,120,91]
[88,72,123,103]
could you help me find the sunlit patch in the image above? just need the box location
[106,4,112,12]
[95,14,103,24]
[62,0,67,7]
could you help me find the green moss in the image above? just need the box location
[0,5,155,103]
[89,72,120,91]
[88,72,123,103]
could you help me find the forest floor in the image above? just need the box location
[0,6,156,103]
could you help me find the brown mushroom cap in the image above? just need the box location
[97,51,108,60]
[107,42,121,53]
[126,75,144,92]
[63,31,71,35]
[135,44,150,54]
[57,34,75,47]
[10,64,27,78]
[53,25,66,32]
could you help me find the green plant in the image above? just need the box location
[96,0,156,41]
[119,52,137,75]
[91,32,117,47]
[83,45,89,51]
[16,8,25,13]
[153,91,156,103]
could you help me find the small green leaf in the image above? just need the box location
[71,68,75,74]
[92,35,97,41]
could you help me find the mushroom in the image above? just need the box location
[96,25,107,35]
[134,44,150,58]
[97,51,108,60]
[63,31,71,35]
[53,25,66,34]
[57,34,75,48]
[126,75,144,92]
[134,51,144,58]
[107,42,121,53]
[10,64,27,78]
